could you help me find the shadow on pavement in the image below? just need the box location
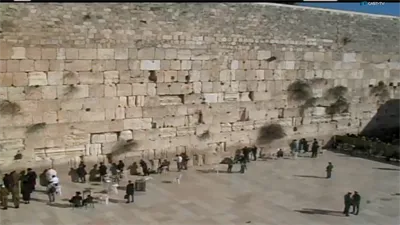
[295,208,344,217]
[373,167,400,171]
[293,175,326,179]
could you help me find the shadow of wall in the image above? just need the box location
[360,99,400,143]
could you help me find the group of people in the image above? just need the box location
[289,139,321,158]
[0,168,37,210]
[343,191,361,216]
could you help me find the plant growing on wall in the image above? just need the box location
[0,100,21,116]
[198,130,210,140]
[256,123,286,145]
[370,81,390,102]
[26,122,46,134]
[325,96,350,116]
[111,139,138,157]
[64,84,80,96]
[287,80,313,101]
[325,85,348,100]
[299,97,319,117]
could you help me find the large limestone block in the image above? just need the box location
[57,85,89,99]
[65,60,91,71]
[343,53,357,62]
[132,83,147,95]
[138,48,155,59]
[203,93,223,103]
[257,50,271,60]
[79,72,104,84]
[140,60,161,70]
[11,47,26,59]
[47,71,63,85]
[104,71,119,84]
[0,72,13,86]
[159,128,177,138]
[20,60,34,71]
[78,49,97,59]
[41,48,57,60]
[119,130,133,140]
[28,72,48,86]
[80,110,106,122]
[0,139,25,152]
[64,133,90,147]
[91,134,106,143]
[123,118,152,130]
[85,144,102,156]
[97,49,115,59]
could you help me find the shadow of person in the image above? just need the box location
[47,202,71,208]
[293,175,326,179]
[295,208,344,217]
[373,167,400,171]
[68,168,79,183]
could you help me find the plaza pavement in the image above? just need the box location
[0,151,399,225]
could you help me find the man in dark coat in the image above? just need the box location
[351,191,361,215]
[326,162,333,179]
[311,139,319,158]
[125,180,135,203]
[139,160,149,176]
[343,192,352,216]
[26,168,37,191]
[2,174,11,191]
[242,147,250,163]
[227,157,234,173]
[77,164,87,183]
[251,146,258,161]
[99,162,108,182]
[117,160,125,178]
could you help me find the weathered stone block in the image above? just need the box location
[85,144,102,156]
[7,60,20,72]
[117,130,132,141]
[177,50,191,60]
[138,48,155,59]
[123,118,152,130]
[19,60,34,71]
[97,49,114,59]
[11,47,26,59]
[165,49,177,60]
[257,50,271,60]
[117,84,132,96]
[132,83,147,95]
[65,60,91,71]
[78,49,97,59]
[47,71,63,85]
[0,73,13,86]
[104,71,119,84]
[41,48,57,59]
[26,48,41,59]
[79,72,104,84]
[28,72,47,86]
[140,60,161,70]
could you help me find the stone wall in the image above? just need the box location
[0,3,399,166]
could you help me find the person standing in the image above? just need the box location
[99,162,108,182]
[227,157,233,173]
[9,171,20,208]
[326,162,334,179]
[77,164,87,183]
[125,180,135,203]
[242,147,251,163]
[251,146,258,161]
[311,139,319,158]
[139,159,149,176]
[117,160,125,178]
[47,183,56,203]
[175,155,183,172]
[21,178,32,204]
[351,191,361,215]
[26,168,37,191]
[0,184,9,210]
[343,192,352,216]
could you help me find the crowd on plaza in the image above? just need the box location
[0,139,362,217]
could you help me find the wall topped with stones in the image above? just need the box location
[0,3,399,167]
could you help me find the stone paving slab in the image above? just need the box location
[1,151,399,225]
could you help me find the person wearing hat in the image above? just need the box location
[343,192,352,216]
[352,191,361,215]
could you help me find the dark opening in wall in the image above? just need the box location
[151,122,157,129]
[293,127,297,132]
[266,56,277,62]
[185,75,190,82]
[85,108,91,112]
[389,82,394,86]
[197,110,204,124]
[278,108,284,118]
[148,71,157,82]
[248,91,254,101]
[239,107,249,121]
[178,94,184,104]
